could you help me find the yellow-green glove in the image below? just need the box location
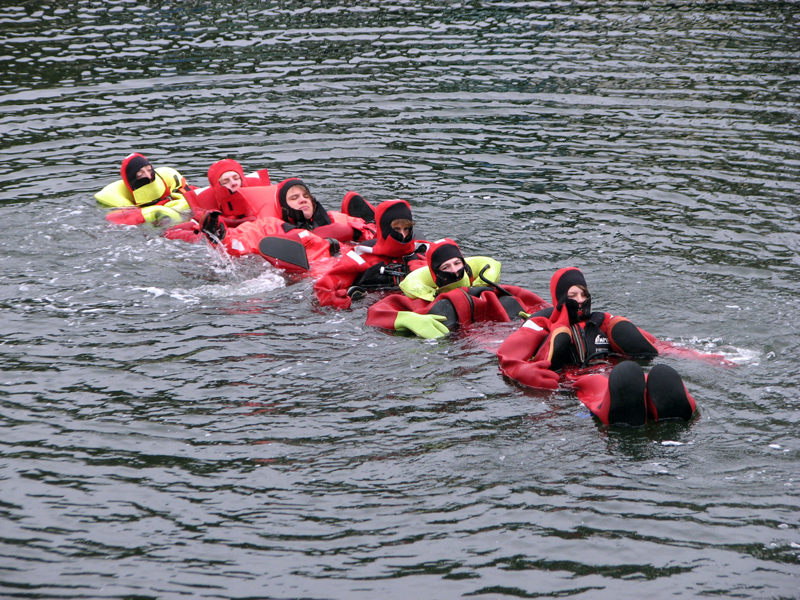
[394,311,449,339]
[141,204,184,225]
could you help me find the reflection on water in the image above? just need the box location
[1,1,799,598]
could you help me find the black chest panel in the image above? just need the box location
[571,313,610,365]
[583,319,610,355]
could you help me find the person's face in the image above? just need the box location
[285,185,314,219]
[391,221,412,239]
[438,257,464,274]
[136,165,154,181]
[218,170,242,193]
[567,285,588,305]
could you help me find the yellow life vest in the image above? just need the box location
[399,256,501,302]
[95,166,190,213]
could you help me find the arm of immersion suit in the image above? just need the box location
[603,314,734,366]
[106,204,184,226]
[308,221,355,243]
[329,211,377,242]
[366,294,445,337]
[163,210,246,243]
[282,229,336,263]
[603,315,659,357]
[313,251,367,309]
[498,285,549,315]
[496,320,560,389]
[654,337,737,367]
[169,211,253,244]
[220,215,255,228]
[163,220,204,243]
[520,296,575,367]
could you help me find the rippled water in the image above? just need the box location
[1,1,799,598]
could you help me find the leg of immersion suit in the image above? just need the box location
[574,362,647,426]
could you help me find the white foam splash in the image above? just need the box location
[167,271,286,304]
[715,345,761,365]
[136,286,168,298]
[675,336,761,365]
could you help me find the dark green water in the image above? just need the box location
[1,1,799,598]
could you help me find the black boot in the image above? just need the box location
[342,193,376,224]
[607,361,647,427]
[645,364,695,421]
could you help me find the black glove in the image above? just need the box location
[557,293,591,324]
[326,238,340,256]
[201,211,226,243]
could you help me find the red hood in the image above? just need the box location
[427,238,464,280]
[208,159,246,203]
[120,152,151,192]
[368,199,416,257]
[120,152,168,205]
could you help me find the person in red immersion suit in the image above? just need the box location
[495,267,700,427]
[275,178,375,244]
[366,239,548,339]
[120,153,189,207]
[163,159,273,243]
[124,154,157,195]
[314,199,428,309]
[197,159,273,219]
[101,153,193,226]
[196,177,379,265]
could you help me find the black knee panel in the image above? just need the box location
[499,295,526,320]
[610,320,658,358]
[549,330,574,371]
[427,299,458,330]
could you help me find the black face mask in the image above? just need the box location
[126,156,155,190]
[560,292,592,325]
[131,174,154,190]
[434,267,464,288]
[389,227,413,244]
[434,263,472,288]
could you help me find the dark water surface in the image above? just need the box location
[1,1,799,598]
